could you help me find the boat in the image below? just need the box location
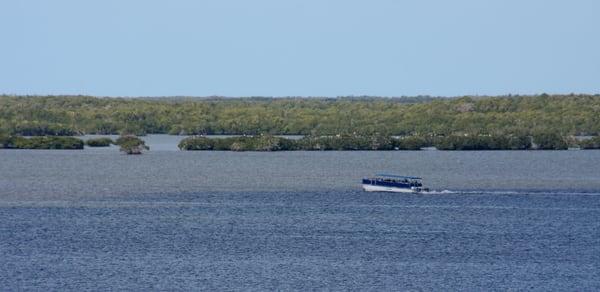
[362,174,429,193]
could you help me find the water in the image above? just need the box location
[1,145,599,290]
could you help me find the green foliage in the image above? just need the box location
[179,136,214,150]
[179,135,295,151]
[180,135,407,151]
[395,136,429,150]
[0,133,13,148]
[8,136,84,149]
[250,135,294,151]
[433,135,532,150]
[85,137,113,147]
[115,135,149,154]
[11,122,79,136]
[295,135,395,150]
[177,134,549,151]
[531,131,568,150]
[579,136,600,149]
[2,94,600,137]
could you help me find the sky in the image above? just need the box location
[1,0,599,97]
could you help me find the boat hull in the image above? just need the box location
[362,184,417,193]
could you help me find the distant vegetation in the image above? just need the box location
[0,135,84,149]
[1,94,600,151]
[115,135,149,154]
[178,135,295,151]
[85,137,113,147]
[579,136,600,149]
[432,135,532,150]
[178,134,598,151]
[178,135,399,151]
[2,94,600,137]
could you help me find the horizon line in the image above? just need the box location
[2,92,600,99]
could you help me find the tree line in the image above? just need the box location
[178,134,600,151]
[1,94,600,137]
[1,134,598,151]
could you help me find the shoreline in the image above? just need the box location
[2,134,600,151]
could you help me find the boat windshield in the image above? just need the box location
[371,174,423,186]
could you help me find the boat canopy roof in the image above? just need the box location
[375,174,422,180]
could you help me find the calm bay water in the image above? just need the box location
[1,137,599,290]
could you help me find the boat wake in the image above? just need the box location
[420,189,600,196]
[420,189,455,195]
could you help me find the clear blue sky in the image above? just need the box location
[1,0,599,97]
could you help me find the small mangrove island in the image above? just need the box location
[0,135,84,150]
[115,135,149,154]
[85,137,113,147]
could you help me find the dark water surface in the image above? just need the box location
[1,149,599,290]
